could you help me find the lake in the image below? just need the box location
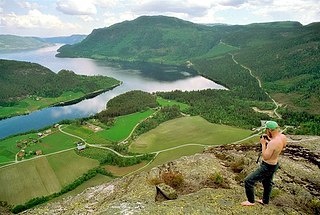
[0,45,225,139]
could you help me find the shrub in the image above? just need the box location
[308,198,320,215]
[147,177,163,186]
[207,172,230,189]
[211,172,224,185]
[161,170,184,188]
[11,205,26,214]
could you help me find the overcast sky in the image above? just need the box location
[1,0,319,37]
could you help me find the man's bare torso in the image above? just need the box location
[263,133,287,165]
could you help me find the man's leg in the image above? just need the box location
[260,164,278,204]
[261,177,274,204]
[242,164,267,206]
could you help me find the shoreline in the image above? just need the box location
[0,82,122,121]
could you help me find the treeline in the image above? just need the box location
[133,106,182,137]
[157,90,269,129]
[11,167,113,214]
[0,59,119,105]
[280,109,320,135]
[227,25,320,112]
[193,55,269,101]
[76,147,154,167]
[96,90,157,123]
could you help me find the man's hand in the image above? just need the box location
[260,135,268,145]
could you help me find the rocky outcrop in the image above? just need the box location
[22,135,320,215]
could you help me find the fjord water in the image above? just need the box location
[0,45,225,139]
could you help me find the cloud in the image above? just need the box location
[0,9,77,29]
[102,11,136,26]
[56,0,97,15]
[80,15,95,22]
[218,0,248,7]
[93,0,119,8]
[133,0,212,17]
[250,0,320,24]
[17,1,40,10]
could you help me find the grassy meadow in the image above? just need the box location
[0,128,80,163]
[0,91,84,119]
[0,133,38,163]
[129,116,252,153]
[144,145,205,171]
[96,109,155,142]
[199,42,239,59]
[26,131,79,155]
[104,161,148,176]
[157,97,189,111]
[0,150,99,205]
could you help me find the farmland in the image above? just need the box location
[0,150,99,205]
[129,116,252,153]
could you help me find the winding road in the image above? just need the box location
[57,123,265,176]
[230,53,282,119]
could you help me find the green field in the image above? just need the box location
[0,91,84,119]
[145,145,204,171]
[0,133,38,163]
[26,131,79,155]
[61,124,113,145]
[46,150,99,186]
[0,150,99,205]
[96,109,155,142]
[0,129,80,163]
[199,42,239,58]
[62,124,94,139]
[104,161,147,176]
[129,116,252,153]
[156,97,189,111]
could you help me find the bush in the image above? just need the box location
[210,172,224,185]
[147,177,163,186]
[207,172,230,189]
[308,198,320,215]
[161,170,184,188]
[11,204,26,214]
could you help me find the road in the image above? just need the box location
[230,53,282,119]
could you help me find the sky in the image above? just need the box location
[0,0,319,37]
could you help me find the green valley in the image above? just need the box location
[1,15,320,214]
[57,16,320,120]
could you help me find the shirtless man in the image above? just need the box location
[241,120,287,206]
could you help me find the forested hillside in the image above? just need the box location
[96,90,157,123]
[57,16,319,114]
[56,16,320,132]
[56,16,221,63]
[0,59,119,106]
[0,35,52,53]
[41,34,87,45]
[157,90,267,129]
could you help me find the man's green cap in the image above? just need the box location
[265,121,278,130]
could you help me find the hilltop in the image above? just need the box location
[56,15,221,63]
[18,135,320,215]
[56,15,320,118]
[41,34,87,45]
[0,35,51,53]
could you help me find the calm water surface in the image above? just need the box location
[0,45,225,139]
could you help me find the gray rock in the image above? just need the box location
[156,183,178,200]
